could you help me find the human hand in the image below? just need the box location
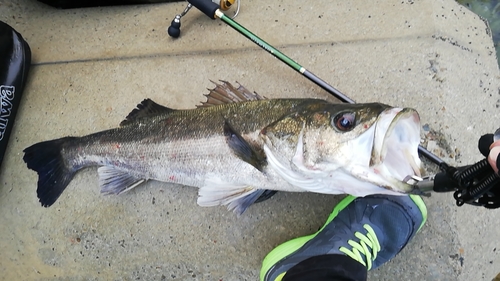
[479,129,500,175]
[488,141,500,174]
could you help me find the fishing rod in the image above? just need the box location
[168,0,445,167]
[168,0,500,208]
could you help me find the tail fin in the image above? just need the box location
[23,137,77,207]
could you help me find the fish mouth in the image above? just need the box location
[371,107,422,188]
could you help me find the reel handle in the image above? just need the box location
[168,0,236,38]
[167,16,182,38]
[188,0,219,19]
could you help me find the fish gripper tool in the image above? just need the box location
[411,129,500,209]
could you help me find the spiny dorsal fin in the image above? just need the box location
[121,99,175,126]
[197,80,266,108]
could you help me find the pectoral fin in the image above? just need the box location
[98,166,146,195]
[197,177,267,215]
[224,120,266,171]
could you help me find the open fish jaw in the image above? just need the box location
[371,107,422,192]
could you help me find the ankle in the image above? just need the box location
[282,254,367,281]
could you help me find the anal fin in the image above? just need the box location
[98,166,146,195]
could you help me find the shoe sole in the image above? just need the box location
[259,194,427,281]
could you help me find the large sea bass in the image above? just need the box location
[23,81,423,214]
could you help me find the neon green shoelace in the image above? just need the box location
[339,224,381,270]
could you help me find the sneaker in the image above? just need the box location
[260,194,427,281]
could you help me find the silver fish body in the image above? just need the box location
[24,82,423,214]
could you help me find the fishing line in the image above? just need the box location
[168,0,446,167]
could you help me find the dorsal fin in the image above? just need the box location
[120,99,175,126]
[197,80,266,108]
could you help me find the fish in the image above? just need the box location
[23,80,423,214]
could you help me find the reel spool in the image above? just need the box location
[168,0,240,38]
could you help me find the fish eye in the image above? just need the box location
[333,112,356,131]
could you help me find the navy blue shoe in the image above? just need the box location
[260,195,427,281]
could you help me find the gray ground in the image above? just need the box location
[1,0,500,280]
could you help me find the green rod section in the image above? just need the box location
[216,10,303,72]
[215,10,356,105]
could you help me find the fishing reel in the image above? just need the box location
[167,0,241,38]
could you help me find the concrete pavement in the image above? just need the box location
[1,0,499,280]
